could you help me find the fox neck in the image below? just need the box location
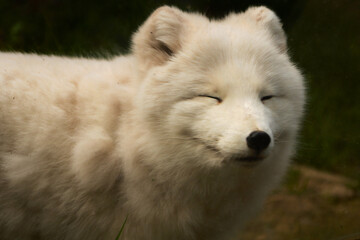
[121,120,263,233]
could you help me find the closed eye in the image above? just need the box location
[261,95,274,101]
[198,95,222,103]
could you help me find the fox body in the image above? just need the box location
[0,6,305,240]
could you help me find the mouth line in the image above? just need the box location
[191,137,266,163]
[233,156,265,162]
[192,137,220,153]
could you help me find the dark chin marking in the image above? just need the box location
[179,128,194,138]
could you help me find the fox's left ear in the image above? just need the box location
[132,6,186,68]
[245,6,287,52]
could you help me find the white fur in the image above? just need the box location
[0,6,305,240]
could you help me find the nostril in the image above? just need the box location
[246,131,271,152]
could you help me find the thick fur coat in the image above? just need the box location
[0,6,305,240]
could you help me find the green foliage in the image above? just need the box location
[288,0,360,182]
[0,0,297,55]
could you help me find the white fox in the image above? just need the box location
[0,6,305,240]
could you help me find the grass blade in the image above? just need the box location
[115,215,128,240]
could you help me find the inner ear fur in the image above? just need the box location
[132,6,185,67]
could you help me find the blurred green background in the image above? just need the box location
[0,0,359,184]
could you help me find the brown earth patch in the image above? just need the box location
[241,165,360,240]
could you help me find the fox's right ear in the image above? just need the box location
[132,6,185,67]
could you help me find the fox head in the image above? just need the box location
[130,6,305,172]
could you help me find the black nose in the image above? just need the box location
[246,131,271,152]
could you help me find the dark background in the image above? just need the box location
[0,0,359,184]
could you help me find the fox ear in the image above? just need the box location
[245,6,287,52]
[132,6,185,67]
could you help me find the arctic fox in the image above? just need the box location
[0,6,305,240]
